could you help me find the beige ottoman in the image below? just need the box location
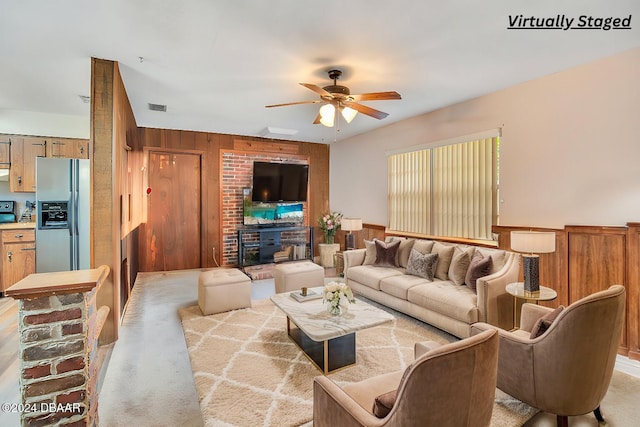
[273,261,325,294]
[198,268,252,315]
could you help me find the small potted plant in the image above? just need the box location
[317,211,342,267]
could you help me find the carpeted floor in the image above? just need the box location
[179,299,539,427]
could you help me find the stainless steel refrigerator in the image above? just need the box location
[35,158,90,273]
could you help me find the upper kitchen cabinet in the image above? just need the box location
[2,135,90,193]
[48,138,89,159]
[0,137,10,169]
[10,136,46,192]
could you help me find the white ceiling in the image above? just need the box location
[1,0,639,143]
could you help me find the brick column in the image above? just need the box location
[6,266,110,427]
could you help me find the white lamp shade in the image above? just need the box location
[319,104,335,127]
[340,106,358,123]
[341,218,363,232]
[510,231,556,254]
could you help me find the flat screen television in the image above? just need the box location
[251,162,308,202]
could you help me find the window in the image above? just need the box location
[388,130,499,241]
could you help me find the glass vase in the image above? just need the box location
[326,296,349,317]
[325,235,334,245]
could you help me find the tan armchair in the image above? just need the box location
[312,329,498,427]
[471,284,626,427]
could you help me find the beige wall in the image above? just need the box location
[331,47,640,229]
[0,109,89,138]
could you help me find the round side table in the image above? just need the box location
[506,282,558,329]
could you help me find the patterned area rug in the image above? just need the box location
[179,300,538,427]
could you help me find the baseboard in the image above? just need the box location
[615,355,640,378]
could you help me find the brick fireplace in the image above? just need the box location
[220,150,308,266]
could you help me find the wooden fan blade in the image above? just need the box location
[265,100,321,108]
[312,113,322,124]
[300,83,333,98]
[351,91,402,101]
[344,102,389,120]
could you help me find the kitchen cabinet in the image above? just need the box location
[48,138,89,159]
[9,137,46,192]
[1,135,90,193]
[0,138,10,169]
[1,228,36,294]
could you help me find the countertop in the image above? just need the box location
[0,222,36,230]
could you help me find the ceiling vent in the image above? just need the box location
[148,103,167,112]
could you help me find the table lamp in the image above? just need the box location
[510,231,556,292]
[341,218,363,250]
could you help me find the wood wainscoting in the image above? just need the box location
[493,223,640,360]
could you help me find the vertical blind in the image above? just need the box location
[388,135,498,240]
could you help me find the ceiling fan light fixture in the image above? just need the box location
[319,103,335,127]
[340,106,358,123]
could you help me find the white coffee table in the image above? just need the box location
[270,287,394,374]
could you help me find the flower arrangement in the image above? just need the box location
[323,281,355,316]
[318,211,343,244]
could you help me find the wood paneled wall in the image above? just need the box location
[493,223,640,360]
[136,129,330,269]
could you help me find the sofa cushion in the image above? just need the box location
[375,239,400,267]
[432,242,455,280]
[530,306,564,338]
[347,265,404,291]
[448,246,475,286]
[465,250,493,291]
[406,250,438,280]
[412,239,435,254]
[380,274,431,300]
[408,281,479,324]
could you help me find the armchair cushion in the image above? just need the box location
[530,305,564,338]
[372,390,396,418]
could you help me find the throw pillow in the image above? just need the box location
[530,306,565,338]
[372,389,397,418]
[465,250,493,291]
[448,246,475,286]
[432,242,455,280]
[387,237,416,268]
[406,249,438,280]
[372,363,412,418]
[374,239,400,267]
[363,240,377,265]
[412,239,434,254]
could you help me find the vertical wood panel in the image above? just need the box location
[91,58,117,343]
[627,223,640,361]
[567,226,627,353]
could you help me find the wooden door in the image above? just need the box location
[142,151,201,271]
[10,137,46,192]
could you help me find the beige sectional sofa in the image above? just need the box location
[343,238,521,338]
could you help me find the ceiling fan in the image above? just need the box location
[266,69,401,127]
